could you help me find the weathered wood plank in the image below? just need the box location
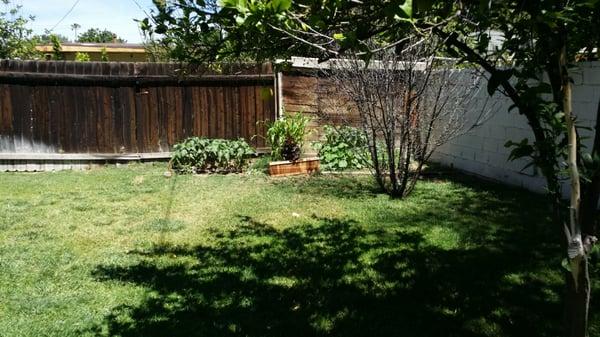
[246,86,257,147]
[134,87,147,153]
[231,86,240,140]
[110,87,123,152]
[10,85,26,152]
[31,86,49,152]
[124,87,138,152]
[200,87,209,137]
[102,87,114,152]
[183,86,193,139]
[147,87,160,152]
[0,85,14,152]
[216,86,225,138]
[254,86,262,147]
[156,86,169,151]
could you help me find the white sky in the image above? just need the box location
[12,0,157,43]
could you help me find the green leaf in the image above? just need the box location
[399,0,413,18]
[506,138,534,161]
[217,0,236,8]
[333,33,345,41]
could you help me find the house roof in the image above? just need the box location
[36,43,146,54]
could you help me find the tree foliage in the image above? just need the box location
[142,0,324,62]
[0,0,39,59]
[49,34,63,60]
[33,32,70,44]
[77,28,125,43]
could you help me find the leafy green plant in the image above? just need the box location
[74,52,91,61]
[50,34,63,60]
[170,137,255,174]
[266,112,311,161]
[314,125,369,171]
[100,47,109,62]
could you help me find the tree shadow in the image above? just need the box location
[89,213,564,337]
[269,174,381,199]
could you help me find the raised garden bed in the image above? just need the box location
[268,157,320,177]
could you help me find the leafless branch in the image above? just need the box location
[267,23,339,56]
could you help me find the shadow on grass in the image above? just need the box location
[90,212,564,337]
[270,173,381,199]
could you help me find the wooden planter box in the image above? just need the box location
[269,157,320,177]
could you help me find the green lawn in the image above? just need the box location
[0,164,597,337]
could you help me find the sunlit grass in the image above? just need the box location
[0,163,597,337]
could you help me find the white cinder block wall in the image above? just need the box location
[431,61,600,194]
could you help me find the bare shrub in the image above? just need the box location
[318,38,491,197]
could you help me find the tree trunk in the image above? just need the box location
[566,256,591,337]
[560,41,591,337]
[436,24,595,337]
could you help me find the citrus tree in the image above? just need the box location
[143,1,600,335]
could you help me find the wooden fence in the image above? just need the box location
[0,60,275,160]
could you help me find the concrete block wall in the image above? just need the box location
[432,61,600,194]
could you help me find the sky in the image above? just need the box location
[13,0,157,43]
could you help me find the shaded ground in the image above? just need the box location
[0,164,597,336]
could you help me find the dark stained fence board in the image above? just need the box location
[200,87,209,138]
[206,87,216,139]
[0,85,14,152]
[156,86,169,151]
[32,86,50,152]
[216,86,225,139]
[125,87,138,152]
[10,85,26,152]
[174,86,184,142]
[231,86,240,139]
[254,86,263,148]
[191,87,202,138]
[183,86,193,140]
[244,86,256,147]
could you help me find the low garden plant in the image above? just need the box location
[314,125,369,171]
[170,137,255,174]
[247,155,272,174]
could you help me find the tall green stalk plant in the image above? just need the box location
[266,112,311,161]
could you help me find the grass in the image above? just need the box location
[0,163,598,337]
